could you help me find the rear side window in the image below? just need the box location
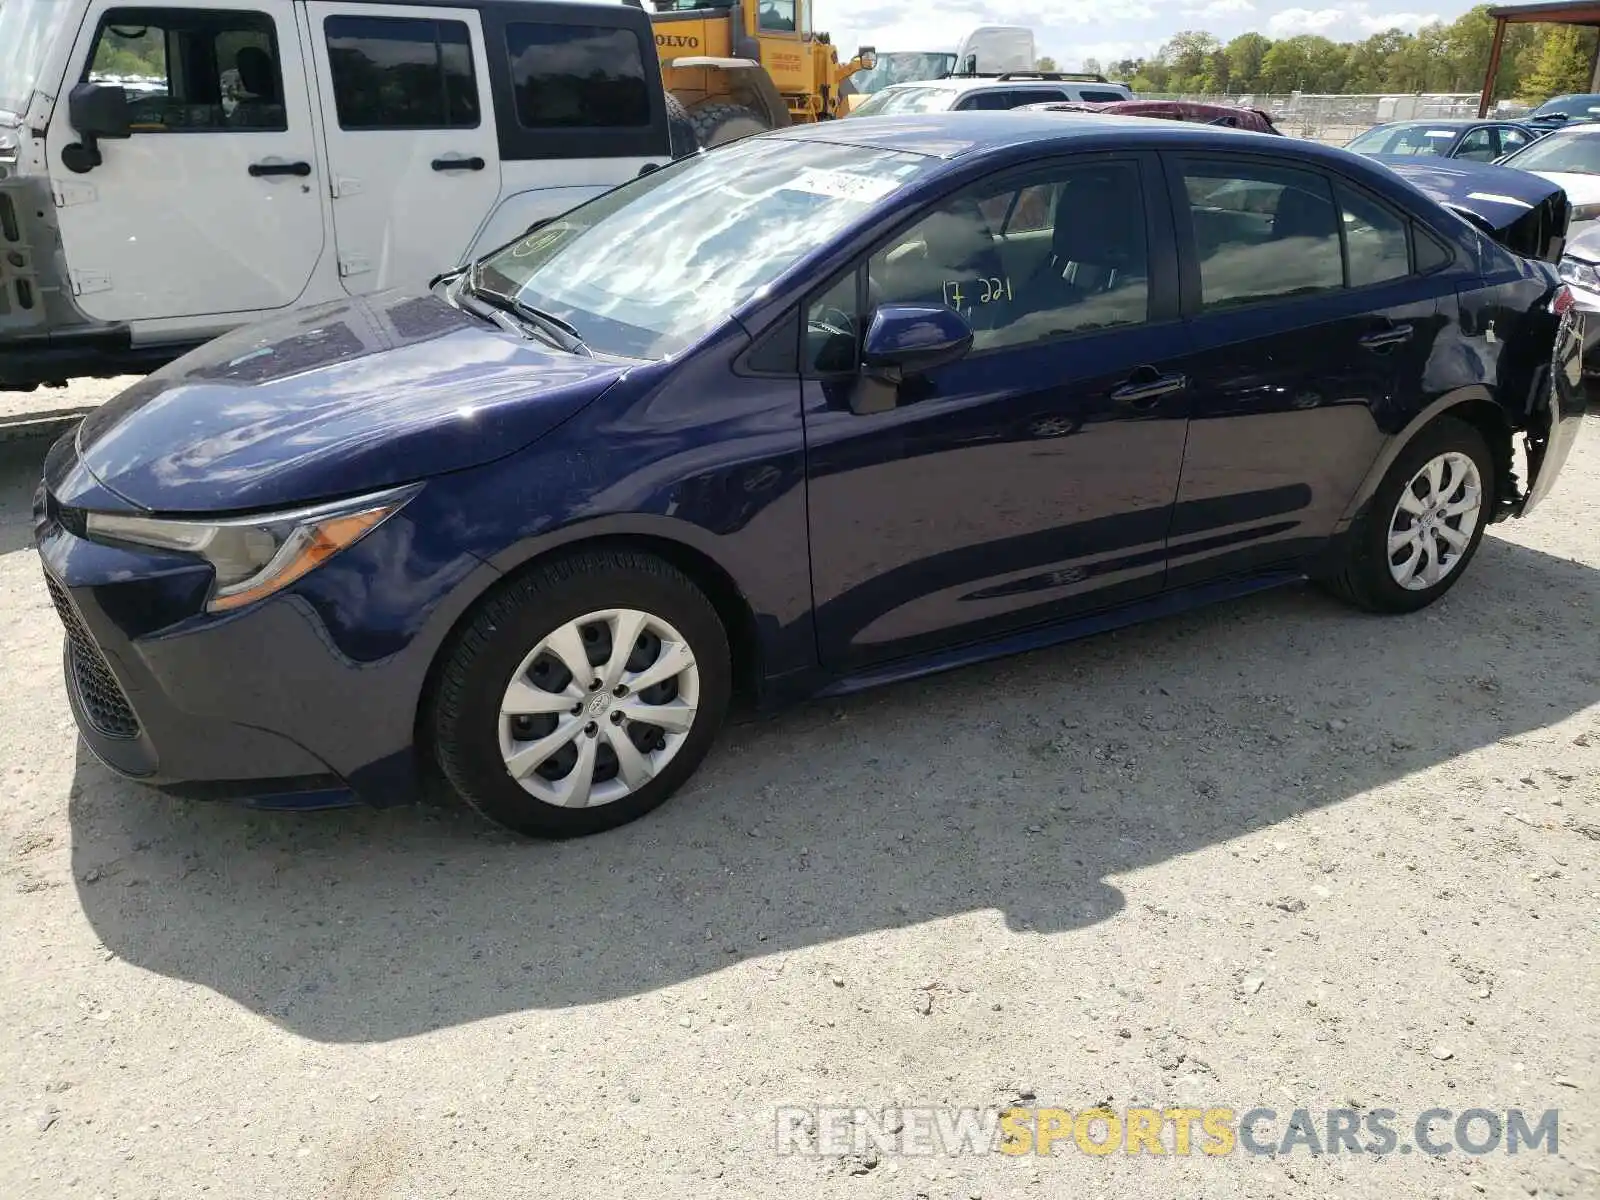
[324,16,479,130]
[506,23,651,128]
[84,7,285,131]
[1078,89,1128,103]
[1182,162,1343,308]
[1337,183,1410,286]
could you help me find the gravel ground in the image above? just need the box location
[0,401,1597,1199]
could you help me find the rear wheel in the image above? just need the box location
[430,550,731,838]
[689,101,769,147]
[1320,417,1494,613]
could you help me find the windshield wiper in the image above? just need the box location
[463,261,591,356]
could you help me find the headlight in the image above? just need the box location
[1571,202,1600,223]
[0,130,18,163]
[85,484,418,613]
[1558,255,1600,290]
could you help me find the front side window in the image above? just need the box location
[506,23,649,128]
[1455,127,1497,162]
[757,0,795,31]
[1183,163,1342,308]
[84,7,284,131]
[474,138,940,360]
[324,16,478,130]
[807,160,1149,360]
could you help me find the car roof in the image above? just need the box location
[876,76,1127,95]
[772,109,1347,162]
[1375,118,1513,128]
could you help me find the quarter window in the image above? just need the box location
[1182,164,1343,309]
[506,23,651,128]
[84,7,284,131]
[323,16,478,130]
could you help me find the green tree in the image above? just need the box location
[1035,55,1059,72]
[1225,33,1270,92]
[1524,24,1594,97]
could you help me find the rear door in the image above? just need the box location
[45,0,323,322]
[305,2,499,292]
[1158,154,1445,588]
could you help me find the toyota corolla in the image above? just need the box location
[34,113,1588,838]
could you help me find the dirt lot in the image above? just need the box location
[1,383,1596,1199]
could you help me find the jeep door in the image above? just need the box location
[305,2,500,293]
[44,1,324,323]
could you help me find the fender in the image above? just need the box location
[1332,385,1506,532]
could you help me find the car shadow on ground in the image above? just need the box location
[60,530,1599,1044]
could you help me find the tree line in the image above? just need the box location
[1035,4,1600,100]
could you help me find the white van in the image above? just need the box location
[0,0,688,389]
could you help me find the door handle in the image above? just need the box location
[248,160,312,177]
[432,156,486,172]
[1111,369,1188,408]
[1358,322,1414,351]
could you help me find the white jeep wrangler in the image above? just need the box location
[0,0,694,389]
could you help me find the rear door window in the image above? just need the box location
[1181,162,1343,308]
[323,15,479,129]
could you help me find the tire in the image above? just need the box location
[664,92,699,158]
[689,101,770,148]
[430,549,731,838]
[1320,416,1495,614]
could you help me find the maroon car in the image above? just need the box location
[1022,98,1284,134]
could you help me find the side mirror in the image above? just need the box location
[856,45,877,71]
[961,52,978,76]
[862,304,972,381]
[63,82,130,174]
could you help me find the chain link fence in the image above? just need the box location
[1139,92,1536,146]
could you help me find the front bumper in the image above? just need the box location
[32,434,499,809]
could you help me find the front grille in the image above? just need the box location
[44,574,140,740]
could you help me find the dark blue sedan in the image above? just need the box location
[33,113,1588,838]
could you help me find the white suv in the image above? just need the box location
[848,72,1133,118]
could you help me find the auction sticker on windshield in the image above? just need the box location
[785,167,904,204]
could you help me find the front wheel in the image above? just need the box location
[430,550,731,838]
[1320,416,1495,613]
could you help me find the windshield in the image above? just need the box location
[1531,94,1600,119]
[0,0,79,116]
[1501,128,1600,175]
[1346,123,1458,155]
[850,85,955,118]
[473,137,939,359]
[851,52,958,95]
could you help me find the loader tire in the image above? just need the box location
[689,102,770,148]
[665,92,699,158]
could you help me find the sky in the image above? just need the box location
[810,0,1486,72]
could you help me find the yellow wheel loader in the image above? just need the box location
[631,0,876,146]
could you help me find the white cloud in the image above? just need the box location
[1186,0,1256,16]
[1268,5,1442,36]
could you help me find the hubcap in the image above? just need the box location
[1386,451,1483,591]
[498,608,699,809]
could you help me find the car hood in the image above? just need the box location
[1375,156,1571,260]
[1522,169,1600,201]
[75,290,633,513]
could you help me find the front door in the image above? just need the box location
[1160,155,1444,589]
[803,154,1191,670]
[304,2,499,293]
[45,0,323,323]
